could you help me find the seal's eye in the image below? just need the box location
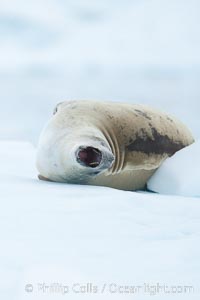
[77,147,102,168]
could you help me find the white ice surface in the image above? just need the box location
[1,141,200,300]
[148,141,200,197]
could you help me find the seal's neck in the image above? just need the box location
[96,123,125,175]
[75,123,125,175]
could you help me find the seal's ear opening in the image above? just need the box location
[77,147,102,168]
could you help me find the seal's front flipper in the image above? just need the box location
[38,174,53,182]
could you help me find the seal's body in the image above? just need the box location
[36,100,194,191]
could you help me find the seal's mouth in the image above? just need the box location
[77,146,102,168]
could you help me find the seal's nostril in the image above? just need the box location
[77,147,102,168]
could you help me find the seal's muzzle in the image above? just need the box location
[77,146,102,168]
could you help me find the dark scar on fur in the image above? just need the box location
[126,127,185,156]
[53,102,65,115]
[134,109,152,120]
[167,117,174,123]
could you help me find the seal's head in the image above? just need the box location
[36,102,114,183]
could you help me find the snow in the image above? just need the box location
[148,141,200,197]
[1,141,200,300]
